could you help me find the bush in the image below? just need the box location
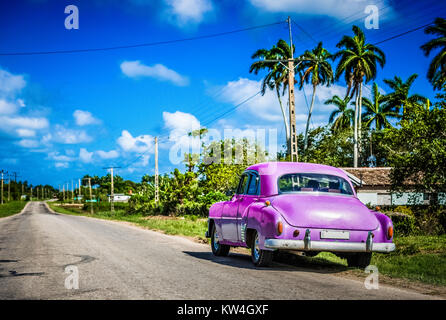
[388,213,418,236]
[382,205,446,236]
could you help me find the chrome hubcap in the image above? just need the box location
[253,234,260,261]
[213,229,219,251]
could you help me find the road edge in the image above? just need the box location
[0,201,31,222]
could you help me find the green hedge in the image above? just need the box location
[382,205,446,236]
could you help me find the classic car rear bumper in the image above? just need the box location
[264,238,395,253]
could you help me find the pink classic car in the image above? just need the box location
[206,162,395,267]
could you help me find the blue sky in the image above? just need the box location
[0,0,444,187]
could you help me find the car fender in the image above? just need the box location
[245,202,280,250]
[371,210,394,242]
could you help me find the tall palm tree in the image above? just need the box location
[333,25,386,167]
[420,18,446,90]
[362,83,400,130]
[297,42,334,150]
[325,95,354,133]
[383,74,426,116]
[250,40,294,152]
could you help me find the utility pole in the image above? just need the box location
[30,186,33,201]
[0,170,5,204]
[78,179,81,202]
[63,184,65,202]
[103,167,121,212]
[287,16,298,162]
[155,137,159,205]
[86,178,93,215]
[7,174,10,202]
[71,180,74,203]
[259,17,301,161]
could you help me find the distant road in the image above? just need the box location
[0,202,439,299]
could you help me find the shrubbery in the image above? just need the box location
[382,205,446,236]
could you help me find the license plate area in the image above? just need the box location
[320,230,350,240]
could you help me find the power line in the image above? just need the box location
[372,22,434,45]
[0,21,285,56]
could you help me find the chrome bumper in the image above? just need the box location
[264,238,395,253]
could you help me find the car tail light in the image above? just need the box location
[387,226,393,239]
[265,200,271,206]
[277,221,283,235]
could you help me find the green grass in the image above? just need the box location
[48,202,446,286]
[48,203,208,240]
[0,201,28,218]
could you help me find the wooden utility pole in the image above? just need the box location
[62,184,65,201]
[30,186,33,201]
[7,174,10,202]
[88,178,93,215]
[287,16,298,162]
[103,167,121,212]
[78,179,81,202]
[0,170,5,204]
[71,180,74,203]
[155,137,159,205]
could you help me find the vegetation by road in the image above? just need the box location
[0,201,28,218]
[47,202,208,240]
[48,202,445,286]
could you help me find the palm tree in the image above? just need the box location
[250,40,294,152]
[333,25,386,167]
[297,42,334,150]
[362,83,400,130]
[383,74,426,116]
[325,95,354,133]
[420,18,446,90]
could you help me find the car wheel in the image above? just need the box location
[347,252,372,268]
[211,224,230,256]
[251,231,273,267]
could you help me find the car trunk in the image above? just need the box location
[271,193,378,231]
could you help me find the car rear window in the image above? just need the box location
[278,173,354,195]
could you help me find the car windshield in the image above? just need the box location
[278,173,354,195]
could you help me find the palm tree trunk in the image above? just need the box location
[304,84,317,150]
[358,82,363,165]
[276,86,290,153]
[353,90,359,168]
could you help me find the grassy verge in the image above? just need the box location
[48,202,445,286]
[0,201,28,218]
[47,202,208,240]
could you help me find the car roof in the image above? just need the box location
[245,162,354,196]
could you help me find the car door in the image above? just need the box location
[237,172,260,235]
[221,173,249,242]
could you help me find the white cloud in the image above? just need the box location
[96,149,119,159]
[16,128,36,137]
[52,125,92,144]
[47,151,75,162]
[164,0,213,25]
[249,0,391,20]
[218,78,284,122]
[163,110,200,139]
[73,110,100,126]
[0,99,19,115]
[0,115,49,130]
[120,61,189,86]
[79,148,93,163]
[0,69,26,96]
[17,139,39,148]
[117,130,154,153]
[55,162,69,168]
[215,78,349,134]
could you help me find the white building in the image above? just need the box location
[108,193,131,203]
[342,167,445,206]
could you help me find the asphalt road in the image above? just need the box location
[0,202,439,299]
